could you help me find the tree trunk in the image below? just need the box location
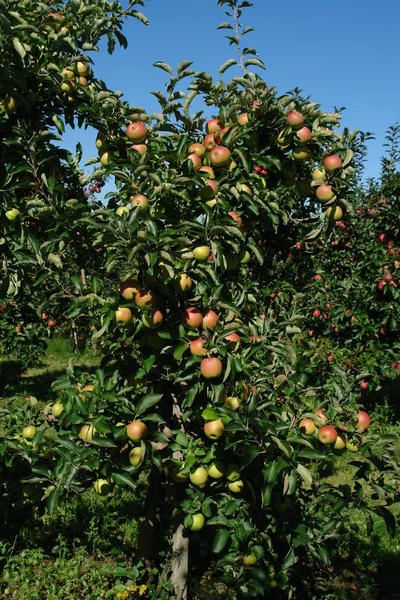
[136,466,162,568]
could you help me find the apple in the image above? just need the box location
[192,246,211,261]
[356,410,371,431]
[120,278,140,300]
[204,418,225,440]
[135,290,156,308]
[210,146,231,167]
[200,179,218,200]
[295,126,312,144]
[333,433,346,450]
[326,206,343,220]
[237,112,249,125]
[75,61,90,76]
[189,466,208,486]
[299,418,315,435]
[312,167,326,181]
[60,79,75,93]
[189,513,205,531]
[216,126,230,143]
[225,333,241,348]
[346,440,359,452]
[172,463,189,482]
[94,479,112,496]
[206,119,223,134]
[5,208,20,220]
[130,144,147,156]
[187,153,202,170]
[200,357,223,379]
[79,424,96,442]
[225,396,240,410]
[287,111,304,128]
[182,307,203,329]
[22,425,37,439]
[100,151,113,167]
[142,309,164,329]
[243,553,257,566]
[324,155,343,172]
[174,273,193,293]
[228,211,243,228]
[277,130,292,149]
[129,446,143,466]
[318,425,338,444]
[292,146,310,161]
[126,121,148,143]
[127,420,148,441]
[189,142,206,157]
[226,463,241,482]
[203,134,216,151]
[116,206,129,217]
[314,408,328,423]
[316,185,335,202]
[51,402,64,417]
[240,183,253,195]
[228,480,244,493]
[240,250,251,264]
[199,165,215,179]
[96,134,108,152]
[115,307,132,325]
[81,384,94,394]
[61,67,75,80]
[130,193,148,211]
[208,461,226,479]
[189,339,207,356]
[78,76,88,86]
[202,310,219,329]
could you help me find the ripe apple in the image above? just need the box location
[314,408,328,423]
[61,67,75,80]
[120,278,140,300]
[228,210,243,228]
[208,461,226,479]
[189,466,208,486]
[5,208,20,220]
[192,246,211,261]
[189,142,206,157]
[312,167,326,181]
[356,410,371,431]
[202,310,219,329]
[189,513,205,531]
[22,425,37,439]
[333,433,346,450]
[316,185,335,202]
[346,440,359,452]
[127,420,148,441]
[326,206,343,220]
[295,126,312,144]
[204,418,225,440]
[200,357,223,379]
[94,479,112,496]
[299,418,315,435]
[51,402,64,417]
[129,446,143,466]
[115,307,132,325]
[200,179,218,200]
[131,144,147,156]
[2,95,16,114]
[187,152,202,170]
[210,146,231,167]
[126,121,148,143]
[116,206,129,217]
[226,463,241,482]
[175,273,193,293]
[318,425,338,444]
[324,155,343,172]
[79,424,96,442]
[182,307,203,329]
[225,333,241,348]
[216,126,230,144]
[60,79,76,93]
[287,111,304,129]
[228,480,244,493]
[199,165,215,179]
[78,76,88,86]
[135,290,156,308]
[95,134,108,152]
[203,134,216,151]
[189,339,207,356]
[292,146,310,161]
[225,396,240,410]
[237,112,249,125]
[142,309,164,329]
[130,193,149,211]
[240,183,253,195]
[243,553,257,566]
[75,61,90,76]
[206,119,223,134]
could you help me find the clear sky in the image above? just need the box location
[66,0,400,183]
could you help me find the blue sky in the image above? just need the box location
[66,0,400,183]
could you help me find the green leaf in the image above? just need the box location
[212,529,231,553]
[219,58,237,74]
[375,506,396,537]
[244,57,265,70]
[173,343,187,361]
[111,472,136,490]
[202,407,219,421]
[153,61,173,76]
[296,464,312,486]
[135,393,163,416]
[13,37,26,59]
[52,114,65,134]
[297,448,327,460]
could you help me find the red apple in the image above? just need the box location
[182,307,203,329]
[189,142,206,157]
[200,179,218,200]
[189,339,207,356]
[203,134,217,151]
[316,185,335,202]
[295,126,312,144]
[299,418,315,435]
[135,290,156,308]
[206,119,223,134]
[120,278,140,300]
[200,357,223,379]
[202,310,219,329]
[115,307,132,325]
[287,111,304,129]
[130,193,148,211]
[131,144,147,156]
[126,121,148,143]
[225,332,241,344]
[210,146,231,167]
[356,410,371,431]
[126,420,148,441]
[142,309,164,329]
[314,408,328,423]
[187,153,202,170]
[228,211,243,228]
[324,155,343,172]
[199,165,215,179]
[318,425,338,444]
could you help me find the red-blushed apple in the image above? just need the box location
[286,111,304,129]
[47,320,56,327]
[333,433,346,450]
[206,118,223,134]
[203,134,217,151]
[225,332,241,345]
[174,273,193,293]
[312,167,326,181]
[130,193,148,211]
[192,246,211,261]
[318,425,338,444]
[200,357,223,379]
[228,480,244,493]
[356,410,371,431]
[189,339,207,356]
[189,466,208,486]
[228,210,243,228]
[292,146,310,161]
[142,309,164,329]
[189,513,205,531]
[324,155,343,172]
[115,307,132,325]
[299,418,315,435]
[237,112,249,125]
[200,179,219,201]
[126,121,148,143]
[316,185,335,202]
[129,446,143,466]
[61,66,75,80]
[182,307,203,329]
[188,142,206,157]
[135,290,156,308]
[130,144,147,156]
[199,165,215,179]
[79,424,96,442]
[204,418,225,440]
[120,278,140,300]
[187,153,202,170]
[215,127,230,144]
[314,408,328,424]
[326,206,343,221]
[210,146,231,167]
[208,461,226,479]
[126,420,148,441]
[202,310,219,329]
[295,126,312,144]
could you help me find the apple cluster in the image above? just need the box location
[299,407,371,452]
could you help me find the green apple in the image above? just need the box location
[189,513,205,531]
[22,425,37,439]
[94,479,113,496]
[208,461,226,479]
[226,463,241,482]
[5,208,20,221]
